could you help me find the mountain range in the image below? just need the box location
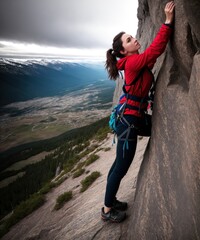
[0,58,115,108]
[0,58,115,152]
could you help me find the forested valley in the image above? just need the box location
[0,117,110,236]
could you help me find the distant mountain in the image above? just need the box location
[0,58,114,107]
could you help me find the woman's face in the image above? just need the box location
[120,33,141,56]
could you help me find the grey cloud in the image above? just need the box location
[0,43,6,48]
[0,0,137,50]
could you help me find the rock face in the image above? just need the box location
[114,0,200,239]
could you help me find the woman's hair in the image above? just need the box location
[105,31,125,80]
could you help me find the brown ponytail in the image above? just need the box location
[105,31,125,80]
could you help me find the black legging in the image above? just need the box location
[104,114,151,207]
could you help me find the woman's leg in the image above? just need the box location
[107,157,116,181]
[104,119,138,209]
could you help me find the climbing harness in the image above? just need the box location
[109,67,154,155]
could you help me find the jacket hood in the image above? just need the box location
[116,57,128,70]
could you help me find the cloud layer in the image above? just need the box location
[0,0,138,51]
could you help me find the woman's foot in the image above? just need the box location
[101,207,126,223]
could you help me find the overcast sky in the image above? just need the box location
[0,0,138,58]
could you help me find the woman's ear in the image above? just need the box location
[120,49,127,56]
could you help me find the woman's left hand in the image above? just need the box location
[164,1,175,24]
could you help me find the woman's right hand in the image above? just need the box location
[164,1,175,24]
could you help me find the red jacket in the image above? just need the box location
[116,24,173,117]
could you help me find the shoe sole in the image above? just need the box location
[101,215,126,223]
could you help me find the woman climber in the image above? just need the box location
[101,1,175,223]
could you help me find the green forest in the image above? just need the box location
[0,117,110,232]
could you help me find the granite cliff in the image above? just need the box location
[122,0,200,239]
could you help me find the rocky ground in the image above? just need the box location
[2,134,149,240]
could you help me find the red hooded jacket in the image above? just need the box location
[116,24,173,117]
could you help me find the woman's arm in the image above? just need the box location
[126,1,175,71]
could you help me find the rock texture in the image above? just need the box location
[122,0,200,239]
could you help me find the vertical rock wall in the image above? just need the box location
[113,0,200,239]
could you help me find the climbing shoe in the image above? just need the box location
[113,199,128,211]
[101,207,126,223]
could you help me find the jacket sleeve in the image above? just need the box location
[126,24,173,71]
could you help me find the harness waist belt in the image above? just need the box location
[120,93,148,103]
[125,104,147,111]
